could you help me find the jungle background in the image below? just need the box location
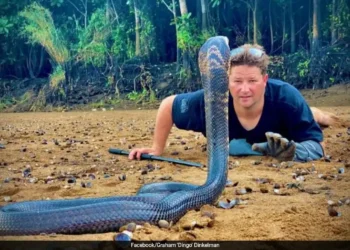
[0,0,349,112]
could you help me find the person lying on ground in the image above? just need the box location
[129,44,334,162]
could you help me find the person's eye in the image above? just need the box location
[249,80,257,83]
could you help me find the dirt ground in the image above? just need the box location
[0,84,349,241]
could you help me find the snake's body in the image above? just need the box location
[0,36,230,235]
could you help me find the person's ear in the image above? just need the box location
[263,74,268,86]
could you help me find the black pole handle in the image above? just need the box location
[108,148,203,168]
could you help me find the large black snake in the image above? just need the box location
[0,36,230,235]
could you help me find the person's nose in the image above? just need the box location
[240,82,249,93]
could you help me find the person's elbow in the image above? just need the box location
[158,95,176,118]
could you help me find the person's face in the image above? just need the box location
[229,65,268,109]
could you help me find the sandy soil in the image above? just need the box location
[0,84,349,241]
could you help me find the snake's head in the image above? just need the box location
[198,36,230,76]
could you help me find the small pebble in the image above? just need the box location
[226,180,233,187]
[119,174,126,181]
[4,177,11,183]
[114,230,132,241]
[255,178,271,184]
[296,176,305,182]
[181,221,197,230]
[29,177,38,183]
[159,175,172,180]
[4,196,12,202]
[158,220,170,229]
[251,160,262,165]
[338,198,350,206]
[324,155,332,162]
[22,167,31,178]
[81,182,92,188]
[67,177,76,184]
[126,222,136,232]
[235,188,247,195]
[232,161,240,167]
[146,164,155,172]
[218,198,241,209]
[286,183,301,189]
[338,168,345,174]
[328,206,341,217]
[327,200,336,206]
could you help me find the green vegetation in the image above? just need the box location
[0,0,349,111]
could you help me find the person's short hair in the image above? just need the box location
[229,44,269,74]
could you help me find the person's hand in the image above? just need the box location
[128,147,162,160]
[252,132,296,162]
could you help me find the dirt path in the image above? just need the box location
[0,85,349,241]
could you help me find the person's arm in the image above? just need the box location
[129,90,206,160]
[294,140,324,162]
[252,134,324,162]
[128,95,176,160]
[253,83,324,162]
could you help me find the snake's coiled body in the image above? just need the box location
[0,36,230,235]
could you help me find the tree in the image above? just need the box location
[241,0,259,44]
[133,0,141,56]
[200,0,208,31]
[312,0,320,54]
[330,0,337,44]
[289,0,295,53]
[178,0,191,74]
[20,3,69,87]
[160,0,179,65]
[269,0,274,53]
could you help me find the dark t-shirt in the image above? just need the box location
[172,78,323,144]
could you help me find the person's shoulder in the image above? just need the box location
[266,78,305,109]
[176,89,204,99]
[267,78,299,93]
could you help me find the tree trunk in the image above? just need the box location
[331,0,337,44]
[171,0,180,69]
[289,0,295,53]
[179,0,188,14]
[269,0,274,53]
[196,0,201,26]
[84,0,87,29]
[201,0,208,31]
[253,0,258,44]
[282,7,286,53]
[134,0,141,56]
[247,4,251,43]
[312,0,319,55]
[178,0,190,72]
[106,0,112,21]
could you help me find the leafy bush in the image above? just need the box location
[49,65,65,88]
